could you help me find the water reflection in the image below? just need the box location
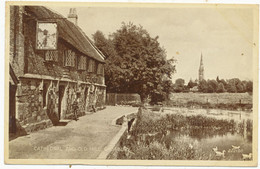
[164,107,253,159]
[164,107,252,123]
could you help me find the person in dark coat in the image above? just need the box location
[72,92,80,121]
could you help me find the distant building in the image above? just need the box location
[9,6,106,133]
[190,86,199,92]
[198,53,204,81]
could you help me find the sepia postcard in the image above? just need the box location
[4,1,259,166]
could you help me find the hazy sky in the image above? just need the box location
[48,5,256,83]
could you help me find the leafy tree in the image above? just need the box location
[216,83,225,93]
[150,79,174,104]
[93,31,122,93]
[187,79,197,89]
[227,84,237,93]
[226,78,241,93]
[241,80,248,92]
[236,82,245,93]
[198,79,208,93]
[246,80,253,93]
[92,31,116,59]
[207,80,218,93]
[162,80,174,99]
[93,23,176,102]
[174,78,185,93]
[219,79,228,89]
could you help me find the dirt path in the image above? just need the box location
[9,106,137,159]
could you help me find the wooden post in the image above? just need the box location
[115,93,117,106]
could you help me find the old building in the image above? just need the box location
[9,6,106,133]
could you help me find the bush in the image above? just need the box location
[108,108,252,160]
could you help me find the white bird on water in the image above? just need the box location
[215,150,226,157]
[212,146,218,152]
[242,153,252,160]
[231,145,240,150]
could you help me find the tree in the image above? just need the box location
[226,78,241,93]
[174,78,185,93]
[236,82,245,93]
[246,80,253,93]
[162,79,174,99]
[207,80,218,93]
[216,83,225,93]
[150,79,174,104]
[198,79,208,93]
[94,23,176,102]
[92,31,123,93]
[187,79,197,89]
[219,79,228,89]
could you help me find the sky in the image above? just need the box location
[48,4,256,84]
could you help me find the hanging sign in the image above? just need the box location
[36,22,58,50]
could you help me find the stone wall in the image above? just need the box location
[16,78,53,133]
[16,77,106,132]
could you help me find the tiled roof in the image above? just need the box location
[25,6,105,63]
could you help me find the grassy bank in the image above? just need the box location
[167,93,252,111]
[108,108,252,160]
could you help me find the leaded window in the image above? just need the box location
[88,59,95,72]
[97,63,104,75]
[45,50,58,62]
[78,55,87,70]
[64,49,76,67]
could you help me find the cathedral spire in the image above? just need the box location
[199,52,204,81]
[200,53,203,66]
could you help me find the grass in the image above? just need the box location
[108,108,253,160]
[167,93,252,111]
[169,92,252,104]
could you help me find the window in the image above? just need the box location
[45,50,58,62]
[88,59,95,72]
[78,55,87,70]
[64,49,76,67]
[97,64,104,75]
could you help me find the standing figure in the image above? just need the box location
[72,92,80,121]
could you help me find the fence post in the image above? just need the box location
[115,93,117,106]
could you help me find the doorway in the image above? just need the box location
[84,87,88,111]
[9,83,17,133]
[58,85,65,120]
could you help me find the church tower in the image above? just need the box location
[67,8,78,26]
[198,53,204,81]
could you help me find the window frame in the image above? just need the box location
[77,55,87,70]
[64,49,76,67]
[88,59,95,73]
[44,50,59,62]
[97,63,104,75]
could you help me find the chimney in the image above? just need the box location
[67,8,78,26]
